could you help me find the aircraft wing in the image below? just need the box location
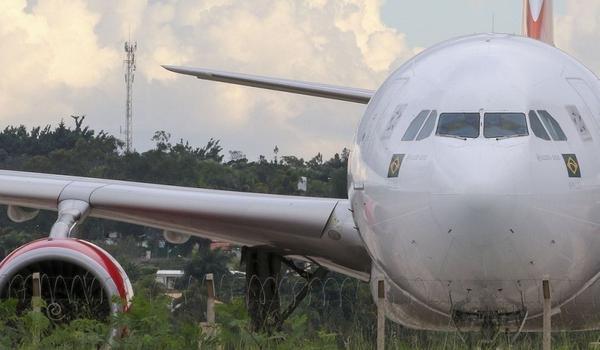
[0,170,370,280]
[162,65,374,104]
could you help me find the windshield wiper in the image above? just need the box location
[439,134,467,141]
[495,134,528,141]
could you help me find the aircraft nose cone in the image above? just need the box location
[432,141,531,196]
[430,141,531,248]
[418,141,549,313]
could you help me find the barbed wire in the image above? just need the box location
[174,272,363,310]
[4,272,108,323]
[8,270,600,327]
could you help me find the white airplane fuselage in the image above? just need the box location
[349,33,600,331]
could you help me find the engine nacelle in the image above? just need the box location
[0,238,133,324]
[7,205,40,223]
[163,230,191,245]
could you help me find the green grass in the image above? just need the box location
[4,294,600,350]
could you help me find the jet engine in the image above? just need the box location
[0,238,133,324]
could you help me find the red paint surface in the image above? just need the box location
[526,1,545,40]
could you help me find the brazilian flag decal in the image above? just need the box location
[387,154,405,178]
[562,154,581,178]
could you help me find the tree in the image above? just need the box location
[183,247,232,283]
[229,150,247,163]
[152,130,172,152]
[70,115,85,131]
[198,138,223,162]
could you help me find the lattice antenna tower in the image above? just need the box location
[124,39,137,153]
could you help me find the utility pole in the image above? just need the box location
[124,39,137,153]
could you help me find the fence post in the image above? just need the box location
[199,273,219,349]
[542,279,551,350]
[32,272,42,312]
[377,279,385,350]
[206,273,215,323]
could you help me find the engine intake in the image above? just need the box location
[0,238,133,324]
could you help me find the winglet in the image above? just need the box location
[522,0,554,45]
[162,65,373,104]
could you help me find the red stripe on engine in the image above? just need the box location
[78,239,128,301]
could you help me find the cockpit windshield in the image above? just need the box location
[537,110,567,141]
[483,113,528,139]
[436,113,480,139]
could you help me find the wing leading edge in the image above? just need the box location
[162,65,374,104]
[0,170,370,280]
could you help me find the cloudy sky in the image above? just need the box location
[0,0,597,160]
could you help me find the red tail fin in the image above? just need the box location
[522,0,554,45]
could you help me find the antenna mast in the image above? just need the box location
[124,39,137,153]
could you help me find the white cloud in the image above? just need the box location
[556,0,600,75]
[0,0,416,159]
[0,0,118,118]
[333,0,415,72]
[114,0,148,37]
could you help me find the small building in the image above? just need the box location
[155,270,184,290]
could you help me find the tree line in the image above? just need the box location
[0,120,349,259]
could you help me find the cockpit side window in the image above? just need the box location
[529,111,551,140]
[483,113,528,139]
[416,110,437,140]
[436,113,480,139]
[401,110,430,141]
[537,110,567,141]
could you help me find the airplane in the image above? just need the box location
[1,0,600,339]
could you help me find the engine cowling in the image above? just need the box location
[163,230,191,245]
[0,238,133,324]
